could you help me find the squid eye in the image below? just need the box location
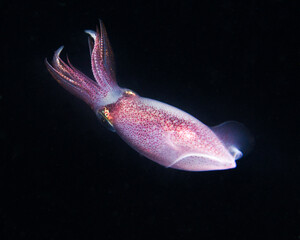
[124,90,136,96]
[96,107,115,132]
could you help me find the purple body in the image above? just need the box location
[46,21,252,171]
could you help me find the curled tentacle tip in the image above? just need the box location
[54,46,64,57]
[44,58,50,65]
[85,30,96,39]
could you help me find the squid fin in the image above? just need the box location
[211,121,254,160]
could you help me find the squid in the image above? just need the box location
[45,20,252,171]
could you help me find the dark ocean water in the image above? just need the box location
[1,1,298,239]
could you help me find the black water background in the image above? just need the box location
[1,1,298,239]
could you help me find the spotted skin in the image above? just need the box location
[46,20,250,171]
[107,94,235,170]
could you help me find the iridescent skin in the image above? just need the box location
[46,21,252,171]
